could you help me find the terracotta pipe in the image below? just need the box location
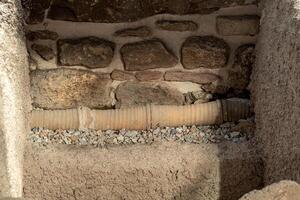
[30,99,250,130]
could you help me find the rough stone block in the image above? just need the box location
[23,0,51,24]
[228,44,256,90]
[120,39,177,71]
[181,36,230,69]
[31,69,112,109]
[217,15,260,36]
[115,81,184,108]
[135,71,164,81]
[114,26,152,38]
[155,20,198,32]
[31,44,55,61]
[26,30,59,41]
[111,70,136,81]
[57,37,115,69]
[165,71,221,84]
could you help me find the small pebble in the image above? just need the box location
[29,119,254,147]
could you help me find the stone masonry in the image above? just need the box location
[24,1,260,110]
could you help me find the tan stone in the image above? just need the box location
[164,71,221,84]
[57,37,115,69]
[31,69,112,109]
[217,15,260,36]
[135,71,164,81]
[120,39,177,71]
[111,70,136,81]
[114,26,152,38]
[240,181,300,200]
[115,81,184,108]
[155,20,198,32]
[181,36,230,69]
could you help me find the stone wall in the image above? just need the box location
[24,1,260,110]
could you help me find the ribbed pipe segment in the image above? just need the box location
[30,99,250,130]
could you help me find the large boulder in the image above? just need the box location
[31,69,113,109]
[115,81,184,108]
[120,39,177,71]
[57,37,115,69]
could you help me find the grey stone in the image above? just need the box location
[114,26,152,38]
[31,44,55,61]
[44,0,257,23]
[156,20,198,31]
[115,81,184,108]
[181,36,230,69]
[164,71,221,84]
[31,69,112,109]
[23,0,51,24]
[228,44,256,90]
[217,15,260,36]
[120,39,177,71]
[57,37,115,69]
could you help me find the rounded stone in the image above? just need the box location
[57,37,115,69]
[120,39,178,71]
[181,36,230,69]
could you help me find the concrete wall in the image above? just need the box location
[251,0,300,184]
[0,0,30,197]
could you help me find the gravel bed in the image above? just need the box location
[29,118,255,148]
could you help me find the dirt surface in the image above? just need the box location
[251,0,300,184]
[239,181,300,200]
[23,140,262,200]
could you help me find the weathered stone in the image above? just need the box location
[31,69,112,109]
[31,44,55,61]
[202,83,229,94]
[111,70,136,81]
[240,181,300,200]
[116,82,184,108]
[184,90,213,104]
[26,30,59,41]
[135,71,164,81]
[23,0,51,24]
[228,44,256,90]
[217,15,260,36]
[164,71,221,84]
[120,39,177,71]
[181,36,230,69]
[114,26,152,38]
[44,0,257,23]
[156,20,198,31]
[57,37,115,69]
